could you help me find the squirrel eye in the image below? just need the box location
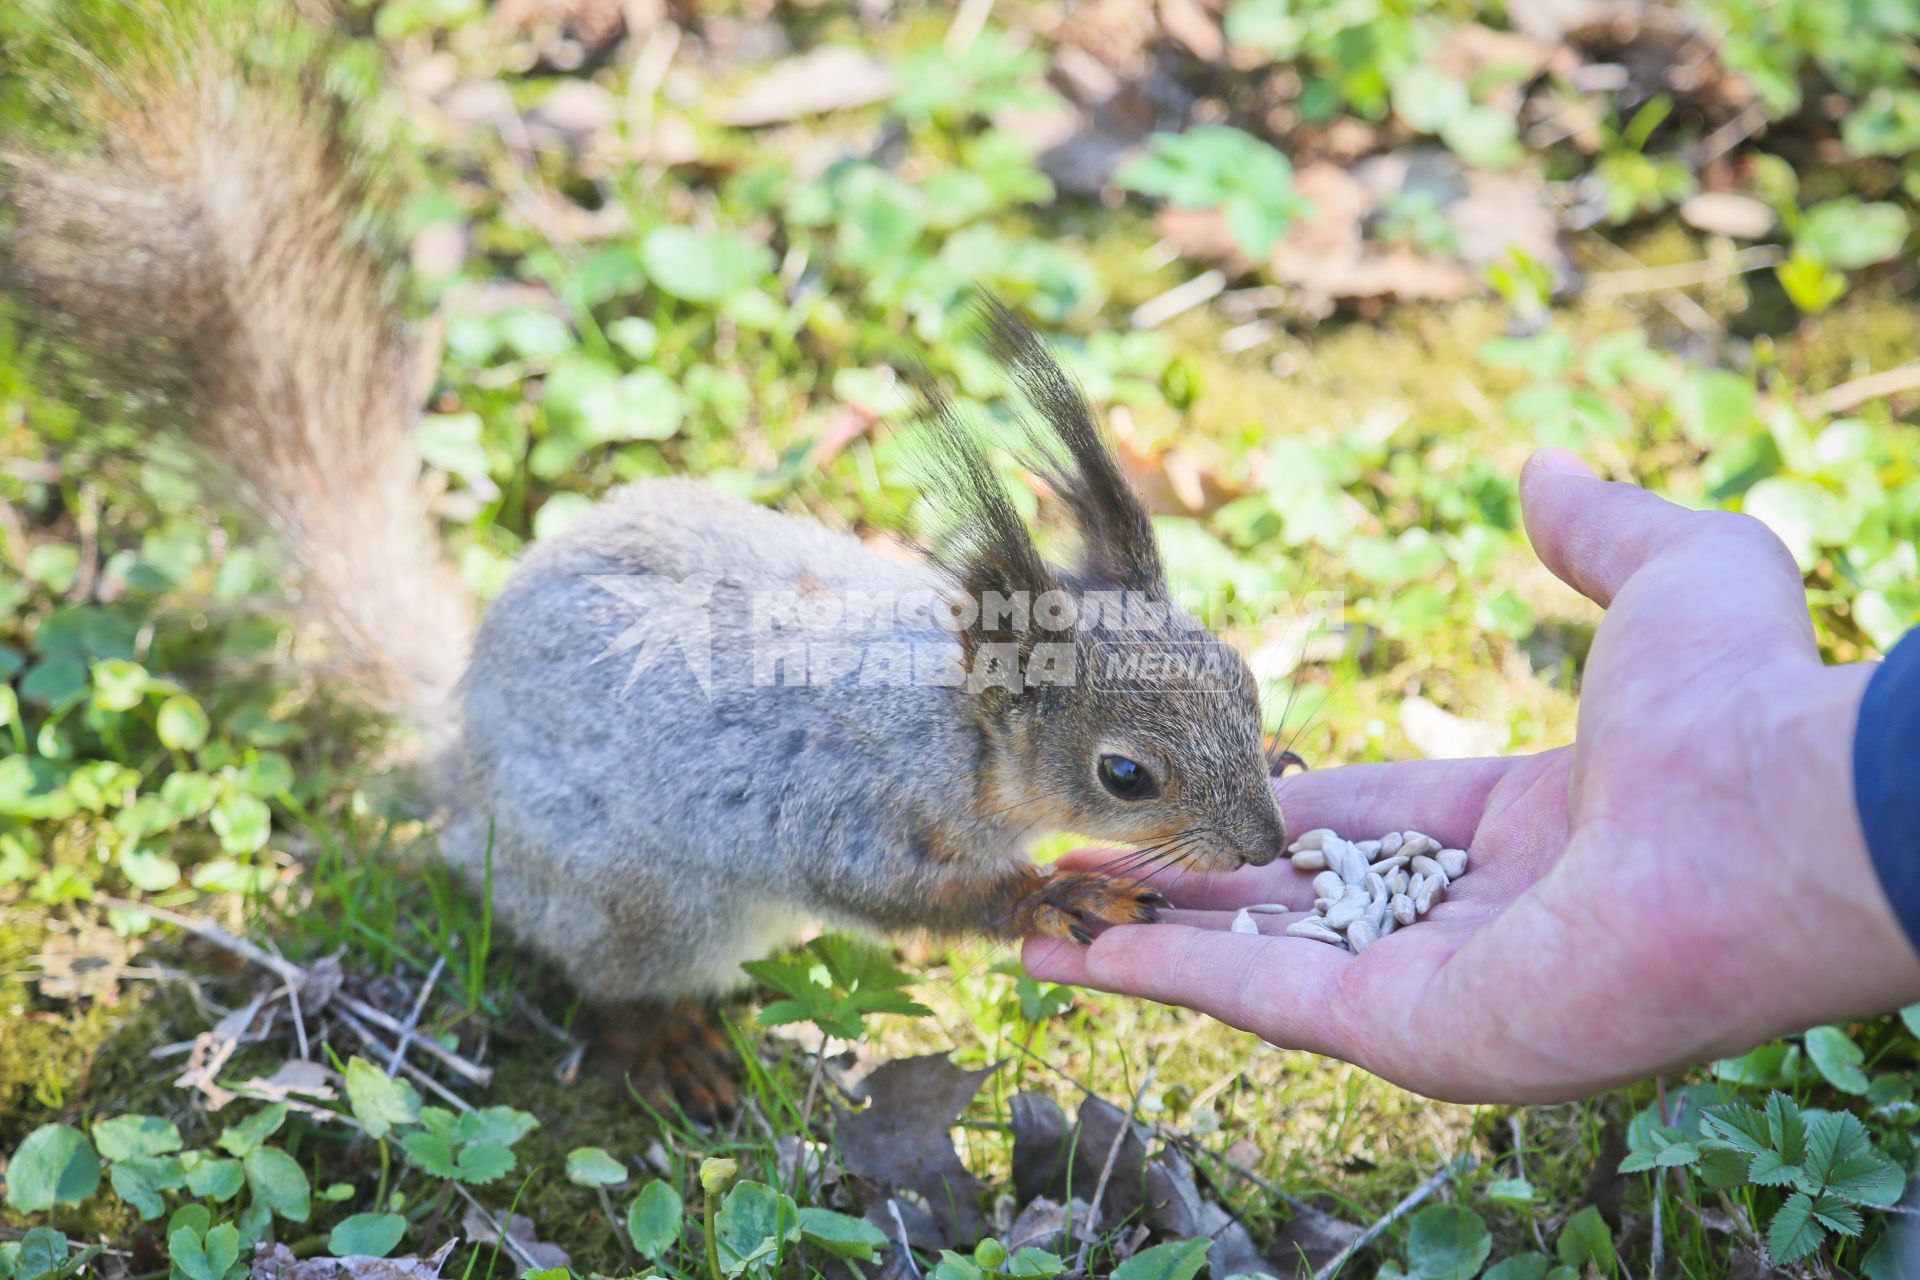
[1097,754,1159,801]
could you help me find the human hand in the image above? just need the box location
[1024,449,1920,1102]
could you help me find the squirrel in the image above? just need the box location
[1,6,1289,1116]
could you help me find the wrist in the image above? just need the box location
[1748,657,1920,1023]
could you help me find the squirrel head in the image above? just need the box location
[920,301,1287,873]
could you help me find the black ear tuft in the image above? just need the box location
[904,367,1059,662]
[975,296,1165,594]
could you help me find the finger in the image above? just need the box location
[1276,756,1521,852]
[1021,924,1353,1056]
[1519,451,1815,652]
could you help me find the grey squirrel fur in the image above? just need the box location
[0,11,1289,1013]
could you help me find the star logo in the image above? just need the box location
[584,572,719,697]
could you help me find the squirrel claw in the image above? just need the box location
[588,998,739,1123]
[1023,871,1168,941]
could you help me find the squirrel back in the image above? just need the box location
[1,5,471,728]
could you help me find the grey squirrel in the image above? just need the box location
[1,9,1288,1114]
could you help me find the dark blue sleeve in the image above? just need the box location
[1857,628,1920,954]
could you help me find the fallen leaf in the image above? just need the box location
[34,928,129,1001]
[298,953,345,1013]
[1157,0,1224,61]
[458,1209,571,1271]
[1400,694,1510,759]
[719,47,897,127]
[237,1059,339,1104]
[524,80,616,151]
[251,1240,457,1280]
[837,1055,998,1248]
[1010,1093,1072,1207]
[1267,1205,1364,1273]
[1681,192,1774,240]
[1006,1197,1071,1254]
[1142,1151,1270,1275]
[1432,24,1577,89]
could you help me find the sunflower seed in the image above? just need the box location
[1333,841,1370,887]
[1244,902,1291,915]
[1264,827,1464,949]
[1324,896,1369,930]
[1230,909,1261,935]
[1285,917,1346,944]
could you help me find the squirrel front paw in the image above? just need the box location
[1022,871,1168,944]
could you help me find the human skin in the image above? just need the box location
[1022,448,1920,1103]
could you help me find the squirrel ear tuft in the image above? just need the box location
[905,368,1060,667]
[975,296,1166,595]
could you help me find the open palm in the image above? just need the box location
[1024,451,1916,1102]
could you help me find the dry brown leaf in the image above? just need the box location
[34,928,130,1002]
[252,1240,458,1280]
[1432,24,1578,88]
[524,80,617,151]
[718,47,897,127]
[837,1055,997,1248]
[1157,0,1224,62]
[1111,427,1244,517]
[1681,192,1774,240]
[459,1209,572,1271]
[1269,164,1476,309]
[1153,207,1253,274]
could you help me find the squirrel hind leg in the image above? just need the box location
[587,998,740,1123]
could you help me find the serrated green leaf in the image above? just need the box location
[1810,1192,1864,1237]
[93,1115,183,1161]
[454,1144,515,1185]
[1767,1093,1807,1166]
[1703,1102,1773,1156]
[1767,1191,1826,1264]
[328,1213,407,1258]
[458,1107,538,1149]
[344,1059,422,1140]
[399,1132,458,1179]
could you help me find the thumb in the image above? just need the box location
[1519,448,1816,650]
[1519,449,1699,607]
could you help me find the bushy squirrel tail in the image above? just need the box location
[0,2,472,729]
